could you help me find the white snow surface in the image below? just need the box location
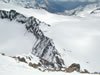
[46,15,100,72]
[0,1,100,73]
[0,54,97,75]
[0,19,35,56]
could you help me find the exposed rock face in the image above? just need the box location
[0,10,64,69]
[0,52,5,56]
[66,63,80,72]
[18,57,27,63]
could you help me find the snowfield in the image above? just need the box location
[0,1,100,74]
[0,19,35,56]
[45,15,100,72]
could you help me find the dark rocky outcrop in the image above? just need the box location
[17,57,27,63]
[0,9,64,69]
[66,63,80,73]
[12,56,27,63]
[0,52,5,56]
[29,62,39,69]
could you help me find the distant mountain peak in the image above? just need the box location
[1,0,99,13]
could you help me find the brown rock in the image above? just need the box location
[33,64,39,68]
[29,62,33,67]
[66,63,80,73]
[84,69,90,73]
[17,57,27,63]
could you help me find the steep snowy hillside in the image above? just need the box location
[0,18,34,55]
[0,1,100,74]
[0,9,65,70]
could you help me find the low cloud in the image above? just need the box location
[53,0,99,2]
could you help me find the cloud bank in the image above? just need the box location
[53,0,99,2]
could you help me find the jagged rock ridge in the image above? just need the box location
[0,10,64,69]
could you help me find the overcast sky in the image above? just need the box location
[53,0,99,2]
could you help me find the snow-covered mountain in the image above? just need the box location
[64,2,100,16]
[0,1,100,75]
[0,0,49,9]
[1,0,99,13]
[0,9,65,69]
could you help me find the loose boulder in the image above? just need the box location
[17,57,27,63]
[66,63,80,72]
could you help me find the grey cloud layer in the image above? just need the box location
[53,0,99,2]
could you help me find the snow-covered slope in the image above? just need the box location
[0,9,64,69]
[0,18,34,55]
[1,54,95,75]
[45,15,100,72]
[0,1,100,73]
